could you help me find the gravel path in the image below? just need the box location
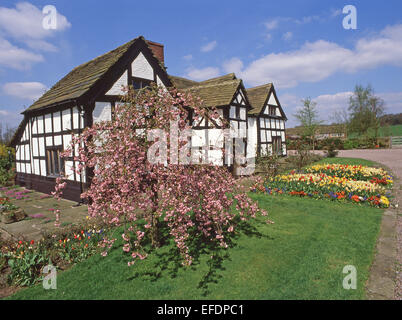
[338,149,402,300]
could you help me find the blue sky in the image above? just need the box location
[1,0,402,128]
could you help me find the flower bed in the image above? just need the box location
[0,223,109,287]
[306,164,393,185]
[252,163,393,208]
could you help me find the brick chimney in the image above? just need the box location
[145,40,164,64]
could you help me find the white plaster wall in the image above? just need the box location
[37,116,44,134]
[267,131,272,142]
[32,117,37,134]
[268,94,277,106]
[230,106,236,119]
[72,107,80,129]
[106,70,127,96]
[208,129,224,148]
[156,75,166,89]
[32,138,38,157]
[247,117,257,159]
[239,107,246,120]
[54,135,62,146]
[62,109,71,131]
[93,102,112,123]
[260,130,266,143]
[53,112,61,132]
[38,137,45,157]
[33,159,40,175]
[208,150,223,166]
[40,160,46,176]
[15,146,20,161]
[46,136,53,146]
[191,130,207,147]
[230,120,239,138]
[276,108,281,117]
[63,135,72,154]
[132,52,154,80]
[24,144,30,161]
[65,161,74,180]
[45,114,52,133]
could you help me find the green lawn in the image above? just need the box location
[348,124,402,138]
[7,157,384,300]
[8,201,382,299]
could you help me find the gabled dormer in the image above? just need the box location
[247,83,287,120]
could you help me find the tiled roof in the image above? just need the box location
[198,73,237,85]
[168,75,199,89]
[183,79,242,107]
[23,36,165,113]
[246,83,272,115]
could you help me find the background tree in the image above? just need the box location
[348,85,385,137]
[294,97,322,150]
[330,108,350,139]
[0,124,17,145]
[59,85,267,267]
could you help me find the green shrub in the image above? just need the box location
[318,138,344,150]
[0,144,15,186]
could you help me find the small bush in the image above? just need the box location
[256,154,281,179]
[0,144,15,186]
[318,138,344,150]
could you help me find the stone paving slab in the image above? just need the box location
[0,186,88,241]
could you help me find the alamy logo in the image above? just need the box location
[343,5,357,30]
[43,264,57,290]
[42,5,58,30]
[342,265,357,290]
[146,121,255,175]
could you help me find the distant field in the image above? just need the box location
[349,124,402,138]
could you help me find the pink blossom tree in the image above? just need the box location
[61,85,267,266]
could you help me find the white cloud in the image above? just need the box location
[378,92,402,114]
[183,54,193,61]
[25,39,58,52]
[230,24,402,88]
[0,2,71,69]
[331,8,342,17]
[264,20,279,31]
[0,2,71,41]
[2,81,47,100]
[201,40,217,53]
[222,57,243,74]
[282,31,293,41]
[186,67,220,81]
[0,37,43,70]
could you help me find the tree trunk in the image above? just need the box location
[150,212,160,248]
[150,191,160,248]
